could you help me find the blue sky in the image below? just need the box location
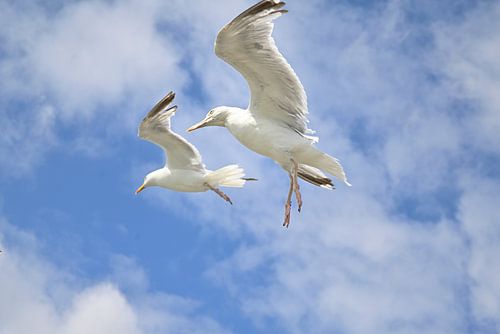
[1,0,500,333]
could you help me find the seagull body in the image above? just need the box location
[221,109,313,169]
[136,91,252,204]
[143,168,210,193]
[188,0,350,226]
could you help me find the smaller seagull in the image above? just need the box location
[135,91,254,204]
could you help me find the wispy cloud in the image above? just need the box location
[0,0,188,175]
[0,104,56,177]
[1,0,187,116]
[432,1,500,153]
[459,176,500,331]
[1,0,499,333]
[0,218,228,334]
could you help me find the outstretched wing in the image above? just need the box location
[215,0,313,135]
[138,91,205,171]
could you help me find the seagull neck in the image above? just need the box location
[159,167,171,176]
[151,168,170,180]
[223,106,246,126]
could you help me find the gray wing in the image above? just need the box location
[215,0,313,135]
[138,91,205,171]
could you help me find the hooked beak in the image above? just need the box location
[187,117,211,132]
[135,184,146,194]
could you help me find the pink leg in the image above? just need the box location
[283,173,294,228]
[291,159,302,212]
[205,183,233,205]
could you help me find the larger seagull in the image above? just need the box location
[136,91,252,203]
[188,0,351,227]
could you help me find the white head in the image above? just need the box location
[135,169,166,194]
[187,106,231,132]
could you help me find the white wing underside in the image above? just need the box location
[138,92,205,172]
[215,0,314,135]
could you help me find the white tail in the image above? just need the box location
[206,164,246,188]
[298,147,352,186]
[320,153,352,186]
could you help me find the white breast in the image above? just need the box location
[226,112,310,165]
[159,169,208,192]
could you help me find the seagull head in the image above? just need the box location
[187,107,230,132]
[135,170,163,194]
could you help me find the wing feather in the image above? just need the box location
[138,91,205,171]
[215,0,313,135]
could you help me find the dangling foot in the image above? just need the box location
[205,183,233,205]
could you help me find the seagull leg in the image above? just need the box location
[205,183,233,205]
[291,158,302,212]
[283,173,294,228]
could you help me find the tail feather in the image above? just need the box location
[322,154,351,186]
[297,148,351,186]
[206,164,247,188]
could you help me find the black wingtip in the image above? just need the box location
[274,9,288,14]
[162,91,176,105]
[145,90,176,119]
[230,0,287,25]
[167,105,178,114]
[276,1,286,9]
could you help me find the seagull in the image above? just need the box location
[135,91,254,204]
[187,0,350,227]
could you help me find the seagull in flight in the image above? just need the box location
[136,91,254,204]
[188,0,350,227]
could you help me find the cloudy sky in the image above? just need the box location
[1,0,499,333]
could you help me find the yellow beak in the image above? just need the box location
[187,118,210,132]
[135,184,146,194]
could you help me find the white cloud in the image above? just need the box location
[0,0,187,175]
[206,188,472,333]
[0,104,56,177]
[1,0,186,118]
[433,1,500,153]
[60,284,141,334]
[0,219,228,334]
[459,176,500,330]
[33,1,185,119]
